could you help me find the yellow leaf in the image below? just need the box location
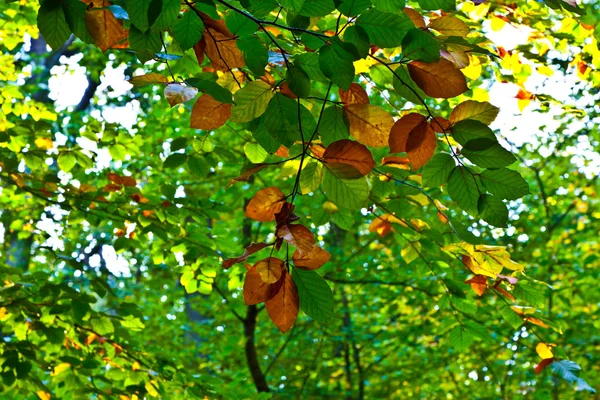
[0,307,8,320]
[461,56,482,80]
[354,58,376,74]
[428,15,470,37]
[35,137,53,150]
[128,74,169,86]
[145,381,159,398]
[37,392,51,400]
[51,362,71,376]
[449,100,499,125]
[490,16,506,32]
[343,104,395,147]
[536,343,554,360]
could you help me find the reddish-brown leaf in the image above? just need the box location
[276,224,315,255]
[339,83,370,105]
[430,116,451,133]
[203,28,246,72]
[84,0,128,52]
[403,8,425,28]
[323,139,375,178]
[389,114,436,169]
[389,113,427,152]
[243,263,283,305]
[381,156,411,170]
[343,104,395,148]
[309,144,325,159]
[245,187,286,222]
[496,286,516,302]
[130,193,149,203]
[253,257,285,283]
[279,82,297,99]
[292,245,330,270]
[535,358,554,375]
[465,275,487,296]
[222,242,270,269]
[408,59,468,99]
[190,94,232,130]
[227,164,269,188]
[369,214,405,237]
[265,270,299,333]
[193,38,207,65]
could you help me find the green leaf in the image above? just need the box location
[372,0,406,12]
[292,268,335,322]
[300,161,323,194]
[37,0,71,50]
[164,153,187,168]
[447,166,480,214]
[244,142,268,163]
[226,11,259,36]
[451,120,496,146]
[480,168,529,200]
[513,281,545,307]
[108,144,127,161]
[127,0,153,32]
[286,64,311,98]
[461,138,516,169]
[295,52,328,82]
[402,28,440,63]
[237,35,268,76]
[477,194,508,227]
[319,39,355,90]
[187,155,209,176]
[279,0,305,13]
[332,210,354,230]
[298,0,335,17]
[62,0,94,44]
[356,9,414,48]
[337,0,371,17]
[129,26,162,55]
[151,0,180,31]
[252,119,280,153]
[187,79,233,104]
[322,168,368,209]
[448,325,473,351]
[90,317,114,335]
[422,153,455,188]
[500,304,524,330]
[264,93,299,147]
[230,80,274,123]
[172,11,204,51]
[343,25,370,59]
[57,152,77,172]
[319,106,350,146]
[417,0,455,11]
[392,65,426,105]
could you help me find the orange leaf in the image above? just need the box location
[265,270,299,333]
[203,28,246,72]
[279,82,297,99]
[515,89,535,100]
[343,104,395,148]
[243,263,283,305]
[381,156,411,170]
[190,94,232,130]
[276,224,315,255]
[130,193,149,203]
[222,243,270,269]
[525,317,549,329]
[107,173,120,183]
[103,183,122,192]
[403,8,425,28]
[83,0,128,52]
[495,286,515,302]
[389,114,436,169]
[339,83,369,105]
[430,116,450,133]
[369,214,405,237]
[535,358,554,375]
[322,139,375,178]
[254,257,285,283]
[275,145,290,158]
[245,187,286,222]
[292,245,331,270]
[309,144,325,159]
[465,275,487,296]
[408,59,468,99]
[120,176,136,187]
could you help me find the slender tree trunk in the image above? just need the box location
[244,305,269,392]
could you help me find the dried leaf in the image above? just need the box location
[222,242,270,269]
[128,73,169,86]
[292,245,331,270]
[203,28,245,72]
[190,94,232,130]
[265,270,299,333]
[276,224,315,255]
[84,0,128,52]
[535,358,554,375]
[408,59,468,99]
[339,83,369,105]
[244,263,282,305]
[343,104,395,147]
[389,113,436,169]
[465,275,487,296]
[253,257,285,283]
[227,164,269,188]
[245,187,286,222]
[164,84,199,107]
[323,139,375,178]
[403,8,425,28]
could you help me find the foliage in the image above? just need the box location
[0,0,599,398]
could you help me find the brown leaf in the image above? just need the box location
[389,113,427,152]
[203,28,245,72]
[403,8,425,28]
[323,139,375,178]
[84,0,128,52]
[279,82,297,99]
[430,116,451,133]
[408,59,468,99]
[244,263,283,305]
[128,73,169,86]
[465,275,487,296]
[245,187,286,222]
[343,104,395,148]
[190,94,232,130]
[222,242,270,269]
[535,358,554,375]
[276,224,314,255]
[130,193,149,203]
[193,37,207,65]
[389,114,436,169]
[253,257,285,283]
[227,164,269,188]
[120,176,136,187]
[339,83,369,105]
[265,270,299,333]
[496,286,516,302]
[292,245,330,270]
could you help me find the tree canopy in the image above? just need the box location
[1,0,599,398]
